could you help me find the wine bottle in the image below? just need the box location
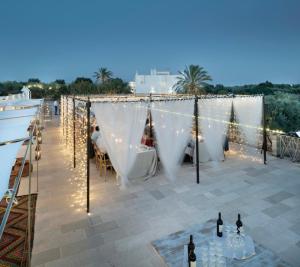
[187,235,195,261]
[236,213,243,235]
[189,246,197,267]
[217,212,223,237]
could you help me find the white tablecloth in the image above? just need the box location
[128,146,157,179]
[185,137,211,163]
[193,141,211,163]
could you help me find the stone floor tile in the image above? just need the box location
[279,245,300,267]
[31,248,61,266]
[61,218,91,233]
[264,191,294,204]
[60,234,104,258]
[262,203,292,218]
[149,189,165,200]
[289,223,300,236]
[85,220,119,237]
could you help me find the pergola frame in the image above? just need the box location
[61,93,267,214]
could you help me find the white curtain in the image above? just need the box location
[92,102,148,187]
[151,100,194,180]
[0,142,22,198]
[198,98,232,161]
[233,96,263,146]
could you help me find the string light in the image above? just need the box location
[60,96,88,213]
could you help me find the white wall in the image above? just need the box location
[134,71,179,94]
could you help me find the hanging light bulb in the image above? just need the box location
[37,131,42,144]
[35,143,41,160]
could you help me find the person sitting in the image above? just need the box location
[96,134,107,154]
[91,126,100,142]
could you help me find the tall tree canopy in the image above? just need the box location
[174,65,212,94]
[94,67,113,84]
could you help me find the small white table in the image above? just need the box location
[185,137,211,163]
[128,146,157,179]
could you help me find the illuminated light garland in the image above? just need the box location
[59,94,281,212]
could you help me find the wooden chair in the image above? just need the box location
[93,144,101,170]
[99,152,114,181]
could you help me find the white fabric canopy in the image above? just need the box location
[233,96,263,146]
[0,142,23,198]
[198,98,232,161]
[0,108,37,143]
[151,100,194,180]
[92,102,148,187]
[0,99,42,109]
[0,108,37,119]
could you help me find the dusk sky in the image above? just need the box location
[0,0,299,85]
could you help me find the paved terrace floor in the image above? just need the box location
[32,118,300,267]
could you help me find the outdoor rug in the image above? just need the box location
[151,219,291,267]
[0,194,38,267]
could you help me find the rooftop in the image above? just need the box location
[31,118,300,267]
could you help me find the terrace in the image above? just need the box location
[28,96,300,267]
[0,93,299,267]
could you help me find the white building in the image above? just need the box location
[21,86,31,99]
[132,69,179,94]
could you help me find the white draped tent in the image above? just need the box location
[92,101,148,187]
[63,94,265,199]
[233,96,263,147]
[198,98,233,161]
[151,100,194,180]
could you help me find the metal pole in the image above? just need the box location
[62,96,64,136]
[36,153,39,193]
[73,97,76,168]
[263,95,267,164]
[27,126,33,266]
[86,98,91,213]
[194,95,200,184]
[66,97,68,145]
[149,94,153,139]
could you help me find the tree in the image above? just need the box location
[94,68,113,84]
[174,65,212,94]
[55,79,65,85]
[74,77,93,84]
[28,78,40,83]
[101,78,131,94]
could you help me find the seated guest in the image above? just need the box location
[91,126,101,142]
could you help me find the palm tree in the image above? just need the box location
[174,65,212,94]
[94,68,113,84]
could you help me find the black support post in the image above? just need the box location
[66,96,68,145]
[263,95,267,164]
[86,98,91,213]
[194,95,200,184]
[62,96,65,137]
[149,93,153,139]
[73,96,76,168]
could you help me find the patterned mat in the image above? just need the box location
[0,194,38,267]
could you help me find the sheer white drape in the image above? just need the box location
[0,142,22,198]
[233,96,263,146]
[151,100,194,180]
[198,98,232,161]
[92,102,148,187]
